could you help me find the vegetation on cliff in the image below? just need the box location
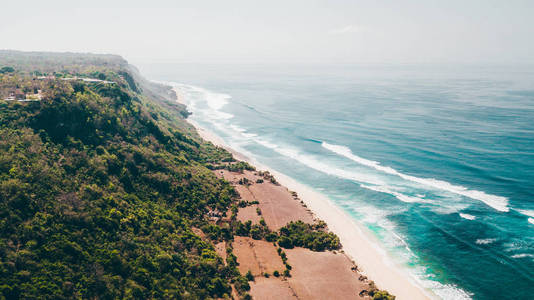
[0,51,237,299]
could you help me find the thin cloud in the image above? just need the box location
[329,25,365,35]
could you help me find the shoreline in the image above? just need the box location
[173,87,435,300]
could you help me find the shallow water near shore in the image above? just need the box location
[140,63,534,299]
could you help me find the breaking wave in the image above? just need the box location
[322,142,509,212]
[476,238,497,245]
[459,213,477,220]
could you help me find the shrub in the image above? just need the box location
[250,226,262,240]
[235,220,252,236]
[372,290,395,300]
[227,253,238,268]
[234,276,250,293]
[277,236,294,249]
[265,232,278,242]
[277,221,340,251]
[201,224,222,240]
[226,161,255,173]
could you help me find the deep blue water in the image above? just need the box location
[138,63,534,299]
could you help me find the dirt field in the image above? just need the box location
[236,205,262,224]
[215,170,314,230]
[213,169,375,300]
[214,169,258,184]
[250,182,314,230]
[246,245,372,299]
[234,184,258,203]
[232,236,286,276]
[285,247,369,299]
[249,277,297,300]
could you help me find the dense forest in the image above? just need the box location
[0,51,242,299]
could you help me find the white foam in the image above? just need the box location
[228,124,256,138]
[476,238,497,245]
[425,282,473,300]
[516,209,534,224]
[322,142,509,212]
[206,93,230,110]
[230,124,245,132]
[339,203,473,300]
[252,138,387,186]
[516,210,534,225]
[242,132,257,138]
[175,84,234,121]
[511,253,534,259]
[272,146,385,186]
[360,184,428,204]
[355,204,395,228]
[503,242,524,252]
[459,213,476,220]
[255,138,278,149]
[204,109,234,120]
[189,85,231,110]
[516,209,534,218]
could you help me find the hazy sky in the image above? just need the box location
[1,0,533,64]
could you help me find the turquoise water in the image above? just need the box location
[139,63,534,299]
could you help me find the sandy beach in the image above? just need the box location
[174,87,434,300]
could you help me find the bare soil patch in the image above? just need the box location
[285,247,369,299]
[249,277,297,300]
[215,170,314,230]
[233,236,285,276]
[236,205,262,224]
[250,181,314,230]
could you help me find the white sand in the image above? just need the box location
[173,87,435,300]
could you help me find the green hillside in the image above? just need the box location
[0,51,241,299]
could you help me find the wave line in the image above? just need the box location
[322,142,509,212]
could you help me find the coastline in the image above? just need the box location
[173,87,435,300]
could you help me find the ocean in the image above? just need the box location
[138,63,534,299]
